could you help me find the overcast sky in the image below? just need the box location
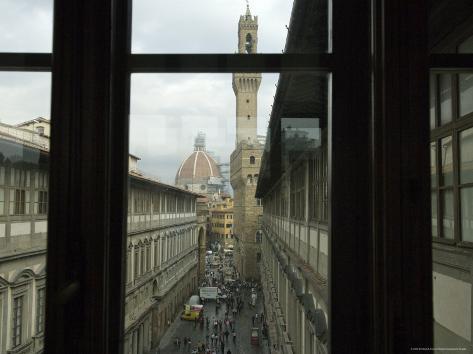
[0,0,292,184]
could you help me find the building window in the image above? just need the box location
[141,245,145,273]
[12,296,23,348]
[154,239,159,267]
[250,156,255,164]
[38,191,48,214]
[309,145,328,222]
[134,248,139,278]
[146,244,151,272]
[0,189,4,216]
[430,38,473,242]
[247,175,253,185]
[13,189,26,215]
[290,164,306,221]
[36,126,45,135]
[36,288,46,334]
[127,248,132,283]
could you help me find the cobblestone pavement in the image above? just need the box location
[154,294,269,354]
[153,254,270,354]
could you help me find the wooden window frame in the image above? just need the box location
[430,32,473,246]
[0,0,437,353]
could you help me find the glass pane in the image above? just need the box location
[440,136,453,186]
[439,74,452,125]
[461,187,473,242]
[0,72,50,352]
[459,74,473,117]
[132,0,330,53]
[431,141,437,187]
[125,71,329,354]
[432,191,438,237]
[430,74,436,129]
[460,127,473,184]
[458,34,473,53]
[440,189,454,239]
[0,1,53,52]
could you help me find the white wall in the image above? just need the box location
[433,271,471,341]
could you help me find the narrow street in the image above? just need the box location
[155,249,269,354]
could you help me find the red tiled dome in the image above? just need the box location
[176,150,221,182]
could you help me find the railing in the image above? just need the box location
[127,216,197,233]
[0,233,47,257]
[0,123,49,150]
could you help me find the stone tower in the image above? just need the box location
[230,4,264,281]
[232,4,261,146]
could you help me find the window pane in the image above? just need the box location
[460,127,473,184]
[440,136,453,186]
[0,72,49,353]
[0,1,53,52]
[461,187,473,242]
[430,75,436,129]
[439,75,452,125]
[459,74,473,117]
[441,189,454,239]
[132,0,330,53]
[125,71,328,353]
[432,191,438,238]
[458,34,473,53]
[431,141,437,188]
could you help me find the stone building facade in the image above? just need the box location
[123,163,206,353]
[253,1,330,352]
[0,121,49,354]
[0,119,207,354]
[230,5,264,281]
[209,195,234,248]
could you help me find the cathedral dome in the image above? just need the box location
[176,150,221,181]
[175,133,222,189]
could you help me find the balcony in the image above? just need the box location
[0,233,47,258]
[127,215,197,233]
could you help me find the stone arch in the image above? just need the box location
[250,156,256,164]
[10,268,35,284]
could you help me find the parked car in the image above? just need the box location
[250,327,259,346]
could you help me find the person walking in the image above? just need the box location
[252,315,255,326]
[224,329,229,342]
[232,330,236,344]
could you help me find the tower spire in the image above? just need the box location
[245,1,251,17]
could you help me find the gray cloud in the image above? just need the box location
[130,73,278,184]
[0,1,287,186]
[0,0,53,52]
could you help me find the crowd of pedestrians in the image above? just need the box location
[168,243,267,354]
